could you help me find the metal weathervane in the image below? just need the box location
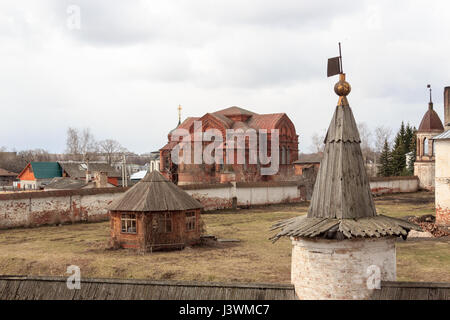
[327,42,344,77]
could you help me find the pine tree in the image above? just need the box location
[378,139,392,177]
[406,126,417,174]
[391,128,407,176]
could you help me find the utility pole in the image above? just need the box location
[122,154,128,187]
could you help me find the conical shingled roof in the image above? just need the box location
[271,74,420,241]
[108,171,203,212]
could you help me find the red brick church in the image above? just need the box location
[160,106,299,185]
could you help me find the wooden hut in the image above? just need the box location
[108,170,203,251]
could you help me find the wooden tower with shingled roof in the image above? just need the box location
[271,45,420,300]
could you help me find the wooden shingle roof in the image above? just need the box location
[108,171,203,212]
[0,276,296,300]
[59,162,121,178]
[0,276,448,300]
[0,168,17,177]
[271,74,420,241]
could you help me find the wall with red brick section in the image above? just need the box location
[0,188,128,229]
[181,181,301,211]
[435,140,450,227]
[369,176,419,195]
[0,182,301,229]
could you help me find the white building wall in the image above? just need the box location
[435,139,450,227]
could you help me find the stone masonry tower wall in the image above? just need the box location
[445,87,450,130]
[291,238,396,300]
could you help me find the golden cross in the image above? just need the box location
[178,105,182,124]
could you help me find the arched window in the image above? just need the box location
[287,148,291,165]
[432,141,435,156]
[417,138,421,156]
[281,146,286,165]
[423,138,429,156]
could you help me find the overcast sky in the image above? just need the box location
[0,0,449,154]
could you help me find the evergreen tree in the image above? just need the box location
[404,123,414,152]
[390,132,407,176]
[406,126,417,174]
[378,139,392,177]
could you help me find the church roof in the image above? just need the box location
[213,106,256,117]
[418,103,444,132]
[161,107,294,153]
[247,113,286,130]
[271,74,420,241]
[108,171,203,212]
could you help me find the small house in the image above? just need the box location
[0,168,18,186]
[293,153,322,176]
[59,162,121,186]
[108,170,204,251]
[17,162,62,189]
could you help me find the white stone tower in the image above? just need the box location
[414,86,444,190]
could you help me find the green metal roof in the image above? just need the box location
[30,162,62,179]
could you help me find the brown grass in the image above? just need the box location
[0,191,448,283]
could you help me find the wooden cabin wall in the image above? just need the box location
[144,210,202,250]
[110,210,202,251]
[110,211,145,249]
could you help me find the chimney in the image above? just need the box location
[444,86,450,130]
[94,171,108,188]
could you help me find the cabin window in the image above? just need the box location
[158,212,172,233]
[186,212,196,231]
[121,213,137,234]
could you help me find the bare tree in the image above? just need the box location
[66,127,98,161]
[310,132,325,153]
[374,125,393,153]
[66,127,80,155]
[98,139,127,164]
[18,149,51,163]
[357,122,375,163]
[80,128,98,156]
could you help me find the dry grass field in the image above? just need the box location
[0,191,448,284]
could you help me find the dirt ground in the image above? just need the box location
[0,191,448,284]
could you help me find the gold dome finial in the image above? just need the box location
[327,43,351,106]
[334,73,351,106]
[178,104,182,125]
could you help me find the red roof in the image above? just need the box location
[418,104,444,132]
[161,106,296,151]
[214,106,256,117]
[247,113,285,130]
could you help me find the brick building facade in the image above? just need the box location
[160,106,299,185]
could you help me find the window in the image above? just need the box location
[423,138,429,156]
[121,213,137,234]
[158,212,172,233]
[186,212,196,231]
